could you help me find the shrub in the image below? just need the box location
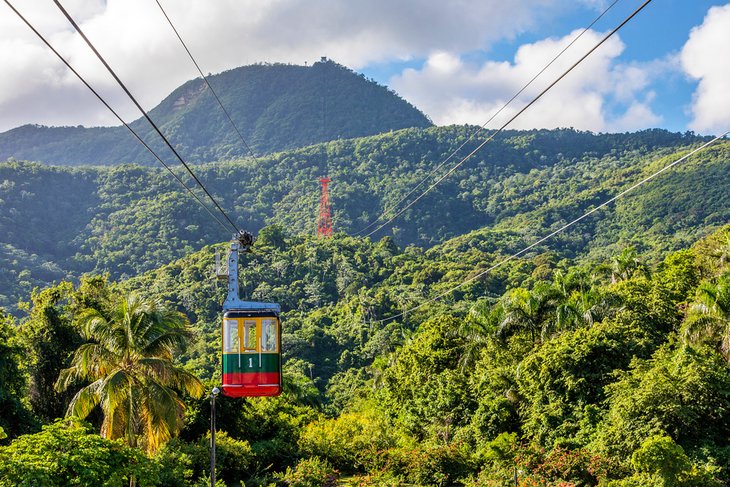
[298,409,395,472]
[0,420,158,487]
[373,443,473,486]
[278,456,338,487]
[155,432,253,486]
[468,442,612,487]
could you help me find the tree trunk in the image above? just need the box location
[128,389,137,487]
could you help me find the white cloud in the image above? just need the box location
[681,3,730,135]
[608,98,661,132]
[0,0,559,131]
[390,29,663,132]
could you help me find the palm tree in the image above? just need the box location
[610,247,647,283]
[457,298,500,369]
[497,283,562,344]
[682,274,730,361]
[56,294,204,454]
[560,288,614,328]
[552,268,589,296]
[714,234,730,268]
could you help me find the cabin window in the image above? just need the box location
[244,320,257,350]
[224,319,239,352]
[261,319,277,351]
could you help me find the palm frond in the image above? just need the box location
[140,380,185,453]
[99,369,133,412]
[66,379,104,419]
[138,357,204,398]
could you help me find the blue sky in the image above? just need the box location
[358,1,729,134]
[475,0,702,131]
[604,0,727,132]
[1,0,728,134]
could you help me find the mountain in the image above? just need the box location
[0,59,432,165]
[0,127,726,313]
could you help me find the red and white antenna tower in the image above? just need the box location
[317,176,333,237]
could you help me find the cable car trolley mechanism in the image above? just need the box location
[219,231,282,398]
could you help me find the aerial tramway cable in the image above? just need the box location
[52,0,242,234]
[53,0,283,400]
[7,0,284,401]
[362,0,653,239]
[354,0,621,236]
[153,0,258,160]
[2,0,232,234]
[372,130,730,324]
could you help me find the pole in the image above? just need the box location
[210,387,220,487]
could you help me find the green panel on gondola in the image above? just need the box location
[222,353,280,373]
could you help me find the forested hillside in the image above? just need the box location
[2,221,729,485]
[0,59,431,165]
[1,127,727,314]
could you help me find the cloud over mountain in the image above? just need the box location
[681,3,730,134]
[0,0,554,131]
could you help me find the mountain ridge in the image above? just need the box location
[0,60,431,166]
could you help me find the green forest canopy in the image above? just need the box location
[0,123,729,485]
[2,222,730,485]
[0,127,727,313]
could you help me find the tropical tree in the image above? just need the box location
[456,298,499,369]
[710,233,730,269]
[610,247,647,283]
[56,293,204,454]
[552,268,592,296]
[555,287,617,331]
[0,309,35,439]
[497,282,562,344]
[0,419,158,487]
[21,282,83,423]
[682,273,730,361]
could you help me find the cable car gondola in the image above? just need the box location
[220,232,282,398]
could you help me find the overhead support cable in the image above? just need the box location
[52,0,241,234]
[2,0,232,234]
[153,0,257,160]
[354,0,621,236]
[372,130,730,324]
[362,0,653,239]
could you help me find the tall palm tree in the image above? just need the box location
[457,298,500,369]
[555,287,618,331]
[682,273,730,362]
[56,294,204,454]
[498,283,562,344]
[708,233,730,268]
[610,247,647,283]
[552,268,589,296]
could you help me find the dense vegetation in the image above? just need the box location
[2,51,728,485]
[1,118,729,485]
[2,221,730,485]
[0,60,431,166]
[1,127,727,313]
